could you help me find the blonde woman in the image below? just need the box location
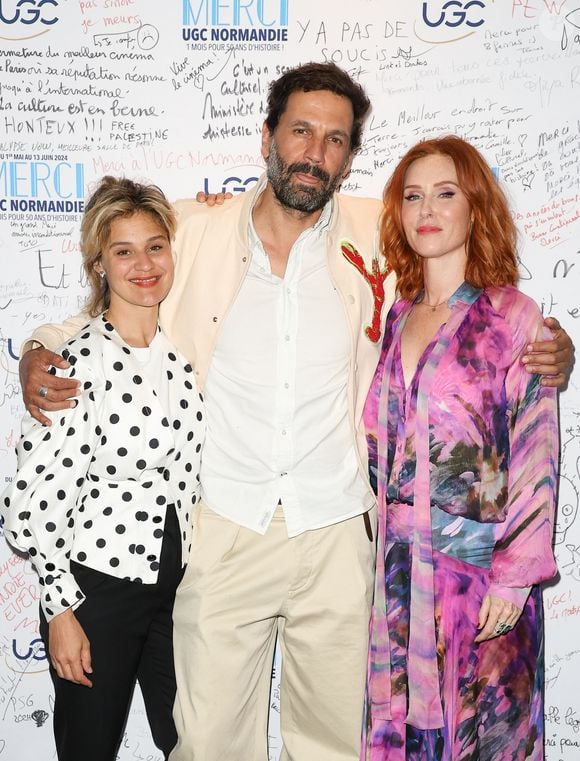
[1,177,205,761]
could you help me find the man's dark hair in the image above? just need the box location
[264,62,371,154]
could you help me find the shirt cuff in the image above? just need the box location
[41,571,86,621]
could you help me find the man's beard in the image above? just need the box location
[266,140,348,213]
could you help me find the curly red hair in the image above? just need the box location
[380,135,518,299]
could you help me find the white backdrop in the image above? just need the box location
[0,1,579,759]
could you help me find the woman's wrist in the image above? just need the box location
[487,583,531,609]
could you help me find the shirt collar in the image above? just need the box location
[448,281,482,308]
[415,282,482,311]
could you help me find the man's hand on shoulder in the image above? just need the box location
[195,191,233,206]
[521,316,575,389]
[20,347,81,426]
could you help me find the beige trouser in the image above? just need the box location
[170,503,376,761]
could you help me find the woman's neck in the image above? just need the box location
[104,302,160,347]
[421,257,466,306]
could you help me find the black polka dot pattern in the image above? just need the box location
[0,316,204,622]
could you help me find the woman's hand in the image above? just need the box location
[474,593,522,643]
[48,608,93,687]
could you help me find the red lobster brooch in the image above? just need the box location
[341,240,392,343]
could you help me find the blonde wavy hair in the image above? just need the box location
[81,176,176,316]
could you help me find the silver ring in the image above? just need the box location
[38,386,49,398]
[494,622,511,635]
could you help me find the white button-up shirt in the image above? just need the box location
[200,188,370,537]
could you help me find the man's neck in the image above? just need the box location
[252,182,326,278]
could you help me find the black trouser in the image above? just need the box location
[40,505,184,761]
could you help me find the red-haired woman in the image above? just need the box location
[362,135,559,760]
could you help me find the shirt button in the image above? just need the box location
[284,335,290,342]
[281,429,287,436]
[284,382,290,389]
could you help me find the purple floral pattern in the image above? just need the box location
[362,283,558,761]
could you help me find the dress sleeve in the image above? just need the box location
[488,303,558,593]
[1,356,103,620]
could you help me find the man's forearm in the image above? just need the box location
[21,312,91,355]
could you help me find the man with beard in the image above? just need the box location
[19,62,572,761]
[165,64,390,761]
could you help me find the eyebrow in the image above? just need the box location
[403,180,460,189]
[290,119,350,141]
[108,234,168,247]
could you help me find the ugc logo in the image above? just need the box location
[417,1,486,42]
[0,0,59,41]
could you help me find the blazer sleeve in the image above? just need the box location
[1,355,104,620]
[487,302,559,595]
[21,312,91,354]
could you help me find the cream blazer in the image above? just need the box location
[26,181,396,489]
